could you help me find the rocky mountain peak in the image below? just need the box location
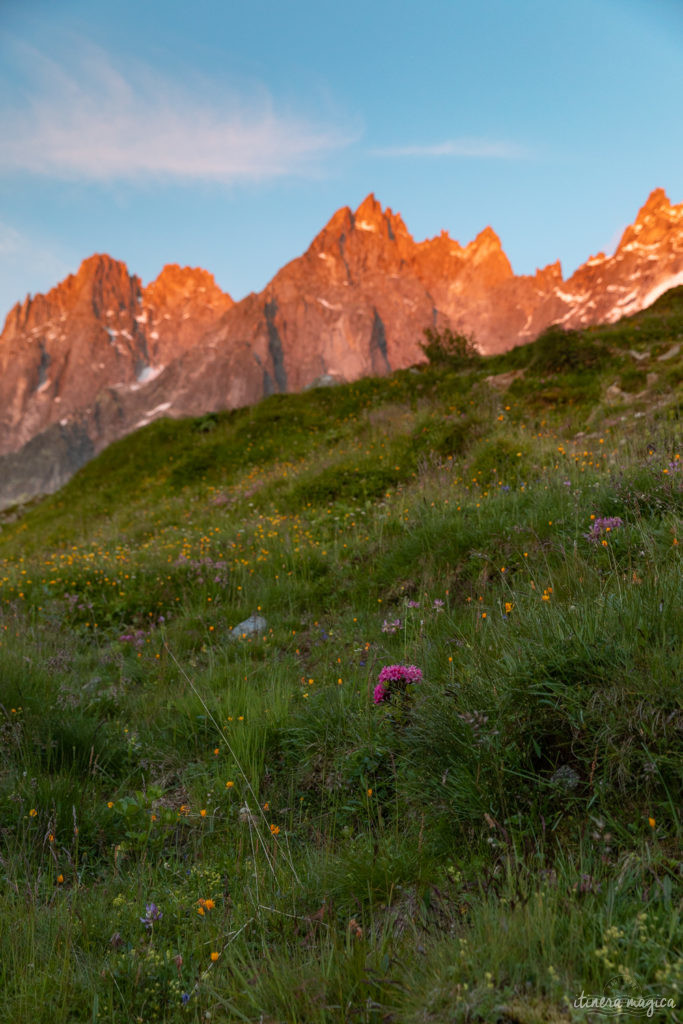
[76,251,131,281]
[309,205,354,251]
[461,226,513,284]
[2,254,138,336]
[354,192,383,222]
[69,254,142,318]
[616,188,680,252]
[534,259,563,285]
[144,264,233,310]
[353,193,411,241]
[467,225,504,253]
[2,186,682,509]
[139,264,234,368]
[637,187,670,216]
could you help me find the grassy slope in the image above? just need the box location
[0,292,681,1023]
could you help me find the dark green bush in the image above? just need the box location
[286,459,405,506]
[530,325,610,373]
[419,327,481,367]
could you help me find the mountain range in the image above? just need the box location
[1,187,682,510]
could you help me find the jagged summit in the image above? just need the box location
[3,254,137,333]
[638,187,670,214]
[56,254,139,305]
[143,265,233,317]
[353,193,411,241]
[1,187,682,508]
[462,226,512,278]
[617,187,682,253]
[145,264,231,297]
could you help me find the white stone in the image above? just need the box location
[231,614,267,639]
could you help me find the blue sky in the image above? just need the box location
[0,0,681,319]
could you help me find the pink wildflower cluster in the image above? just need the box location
[373,664,423,704]
[585,516,624,541]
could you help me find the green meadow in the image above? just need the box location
[0,291,681,1023]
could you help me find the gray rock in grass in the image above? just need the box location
[231,614,267,639]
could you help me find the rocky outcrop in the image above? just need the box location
[546,188,683,329]
[1,188,682,508]
[142,264,234,366]
[0,255,147,455]
[0,418,95,510]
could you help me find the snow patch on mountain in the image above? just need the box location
[608,271,683,320]
[133,401,172,429]
[136,364,163,384]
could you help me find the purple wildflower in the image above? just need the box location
[378,664,423,685]
[140,902,162,928]
[381,618,401,634]
[406,600,420,609]
[119,629,147,650]
[374,664,423,705]
[373,683,389,704]
[585,516,624,541]
[433,599,445,611]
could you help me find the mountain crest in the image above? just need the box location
[637,187,670,217]
[1,187,682,509]
[72,254,142,316]
[353,193,411,241]
[617,188,681,252]
[462,226,513,284]
[310,205,354,250]
[466,225,505,255]
[144,264,233,308]
[534,260,563,285]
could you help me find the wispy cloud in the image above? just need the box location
[372,138,527,159]
[0,39,355,183]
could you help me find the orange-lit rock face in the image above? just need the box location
[616,188,674,251]
[0,256,235,456]
[0,254,147,454]
[142,265,234,365]
[543,189,683,329]
[1,188,682,505]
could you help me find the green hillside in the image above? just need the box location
[0,293,681,1023]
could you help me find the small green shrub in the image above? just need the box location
[619,365,648,393]
[419,327,481,367]
[530,324,610,373]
